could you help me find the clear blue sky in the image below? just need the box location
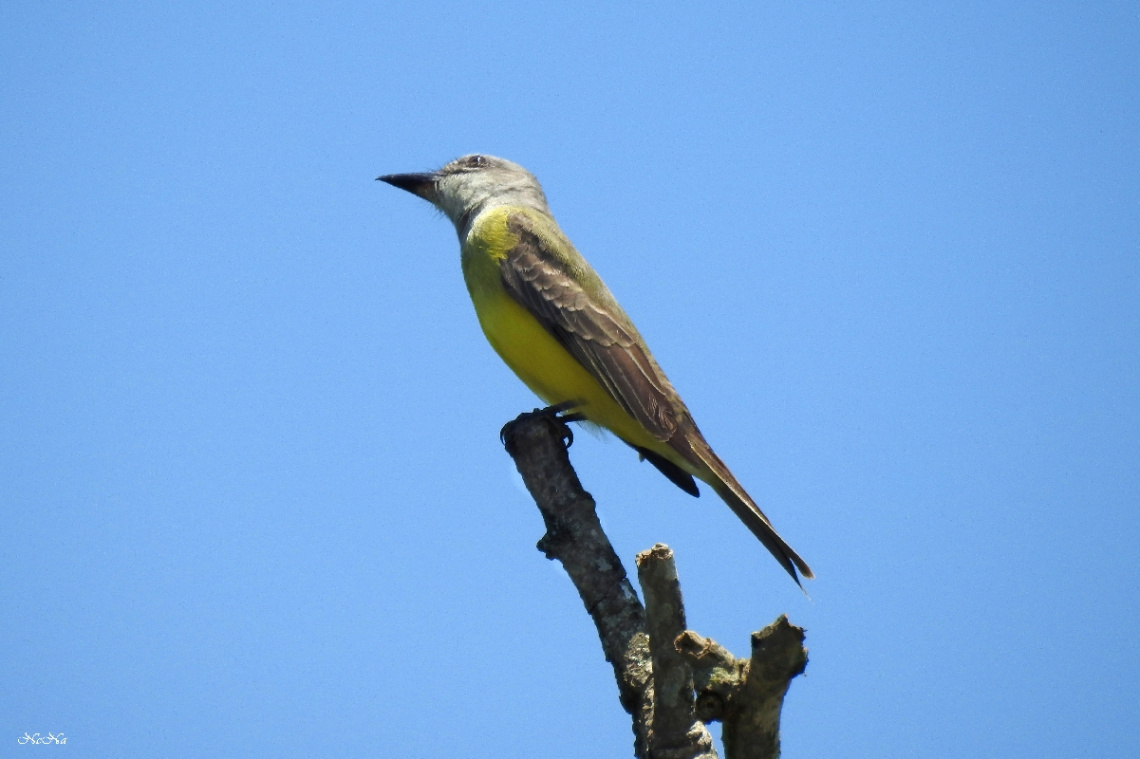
[2,3,1137,757]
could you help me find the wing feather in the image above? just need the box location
[500,214,678,441]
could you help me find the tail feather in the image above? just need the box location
[672,423,814,585]
[711,479,814,585]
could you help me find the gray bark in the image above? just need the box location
[500,408,807,759]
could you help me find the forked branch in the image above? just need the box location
[500,409,807,759]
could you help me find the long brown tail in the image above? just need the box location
[672,423,813,585]
[710,478,814,586]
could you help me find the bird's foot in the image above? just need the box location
[500,401,585,450]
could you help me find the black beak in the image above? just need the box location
[376,172,438,201]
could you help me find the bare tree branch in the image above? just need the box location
[501,408,653,757]
[637,545,717,759]
[500,408,807,759]
[677,619,807,759]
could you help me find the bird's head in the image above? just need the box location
[378,154,549,235]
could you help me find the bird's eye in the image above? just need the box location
[465,155,487,169]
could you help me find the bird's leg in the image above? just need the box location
[544,399,587,425]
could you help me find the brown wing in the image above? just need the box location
[499,214,679,442]
[500,216,811,583]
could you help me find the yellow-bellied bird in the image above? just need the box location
[379,154,812,585]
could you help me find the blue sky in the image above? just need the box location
[2,3,1137,757]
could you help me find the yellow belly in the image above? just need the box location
[478,284,661,449]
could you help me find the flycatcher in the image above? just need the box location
[379,155,812,585]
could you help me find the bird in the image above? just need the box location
[378,154,812,585]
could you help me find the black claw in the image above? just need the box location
[541,402,584,448]
[500,402,584,451]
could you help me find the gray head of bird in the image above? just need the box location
[378,154,550,236]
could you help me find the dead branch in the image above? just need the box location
[500,408,807,759]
